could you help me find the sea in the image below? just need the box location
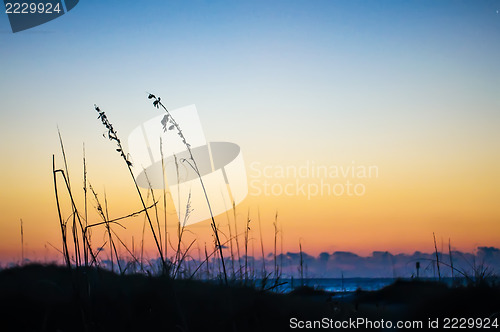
[263,277,395,293]
[252,277,462,293]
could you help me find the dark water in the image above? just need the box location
[297,278,396,292]
[258,277,461,293]
[278,278,396,293]
[240,277,397,293]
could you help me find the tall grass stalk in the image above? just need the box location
[233,201,242,279]
[299,239,304,287]
[94,105,167,274]
[449,238,454,279]
[19,219,24,264]
[160,138,168,263]
[280,222,283,280]
[204,243,210,279]
[225,207,236,278]
[57,129,84,268]
[258,209,266,279]
[52,155,90,268]
[173,154,184,273]
[433,232,441,281]
[140,196,148,272]
[174,189,192,276]
[82,144,89,267]
[244,211,251,281]
[148,94,228,285]
[89,184,121,273]
[143,170,163,258]
[273,212,279,279]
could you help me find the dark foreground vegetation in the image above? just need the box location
[1,264,499,331]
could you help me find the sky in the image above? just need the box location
[0,0,499,264]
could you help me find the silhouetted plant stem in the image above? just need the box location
[19,219,24,264]
[244,211,250,282]
[143,170,163,258]
[94,105,168,274]
[224,207,236,278]
[53,164,97,266]
[280,222,283,281]
[258,209,266,279]
[299,239,304,287]
[83,144,89,267]
[205,243,210,279]
[449,238,454,279]
[433,232,441,281]
[160,138,168,263]
[233,201,242,278]
[148,94,228,285]
[89,184,121,273]
[85,201,157,229]
[58,129,82,268]
[53,155,72,269]
[189,236,234,279]
[273,211,281,282]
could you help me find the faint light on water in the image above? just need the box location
[282,278,396,293]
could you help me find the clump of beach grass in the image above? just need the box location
[94,105,168,274]
[147,93,229,285]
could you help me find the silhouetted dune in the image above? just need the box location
[0,264,499,331]
[354,279,500,323]
[0,264,329,331]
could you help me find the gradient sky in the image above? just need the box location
[1,0,499,263]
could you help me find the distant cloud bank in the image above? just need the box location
[3,247,498,279]
[272,246,500,278]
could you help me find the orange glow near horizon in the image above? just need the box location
[1,150,499,264]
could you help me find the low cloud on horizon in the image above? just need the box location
[271,246,500,278]
[6,246,498,279]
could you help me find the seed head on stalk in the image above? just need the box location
[95,105,133,167]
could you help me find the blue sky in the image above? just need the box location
[1,1,498,153]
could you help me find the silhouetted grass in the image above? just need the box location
[148,93,229,284]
